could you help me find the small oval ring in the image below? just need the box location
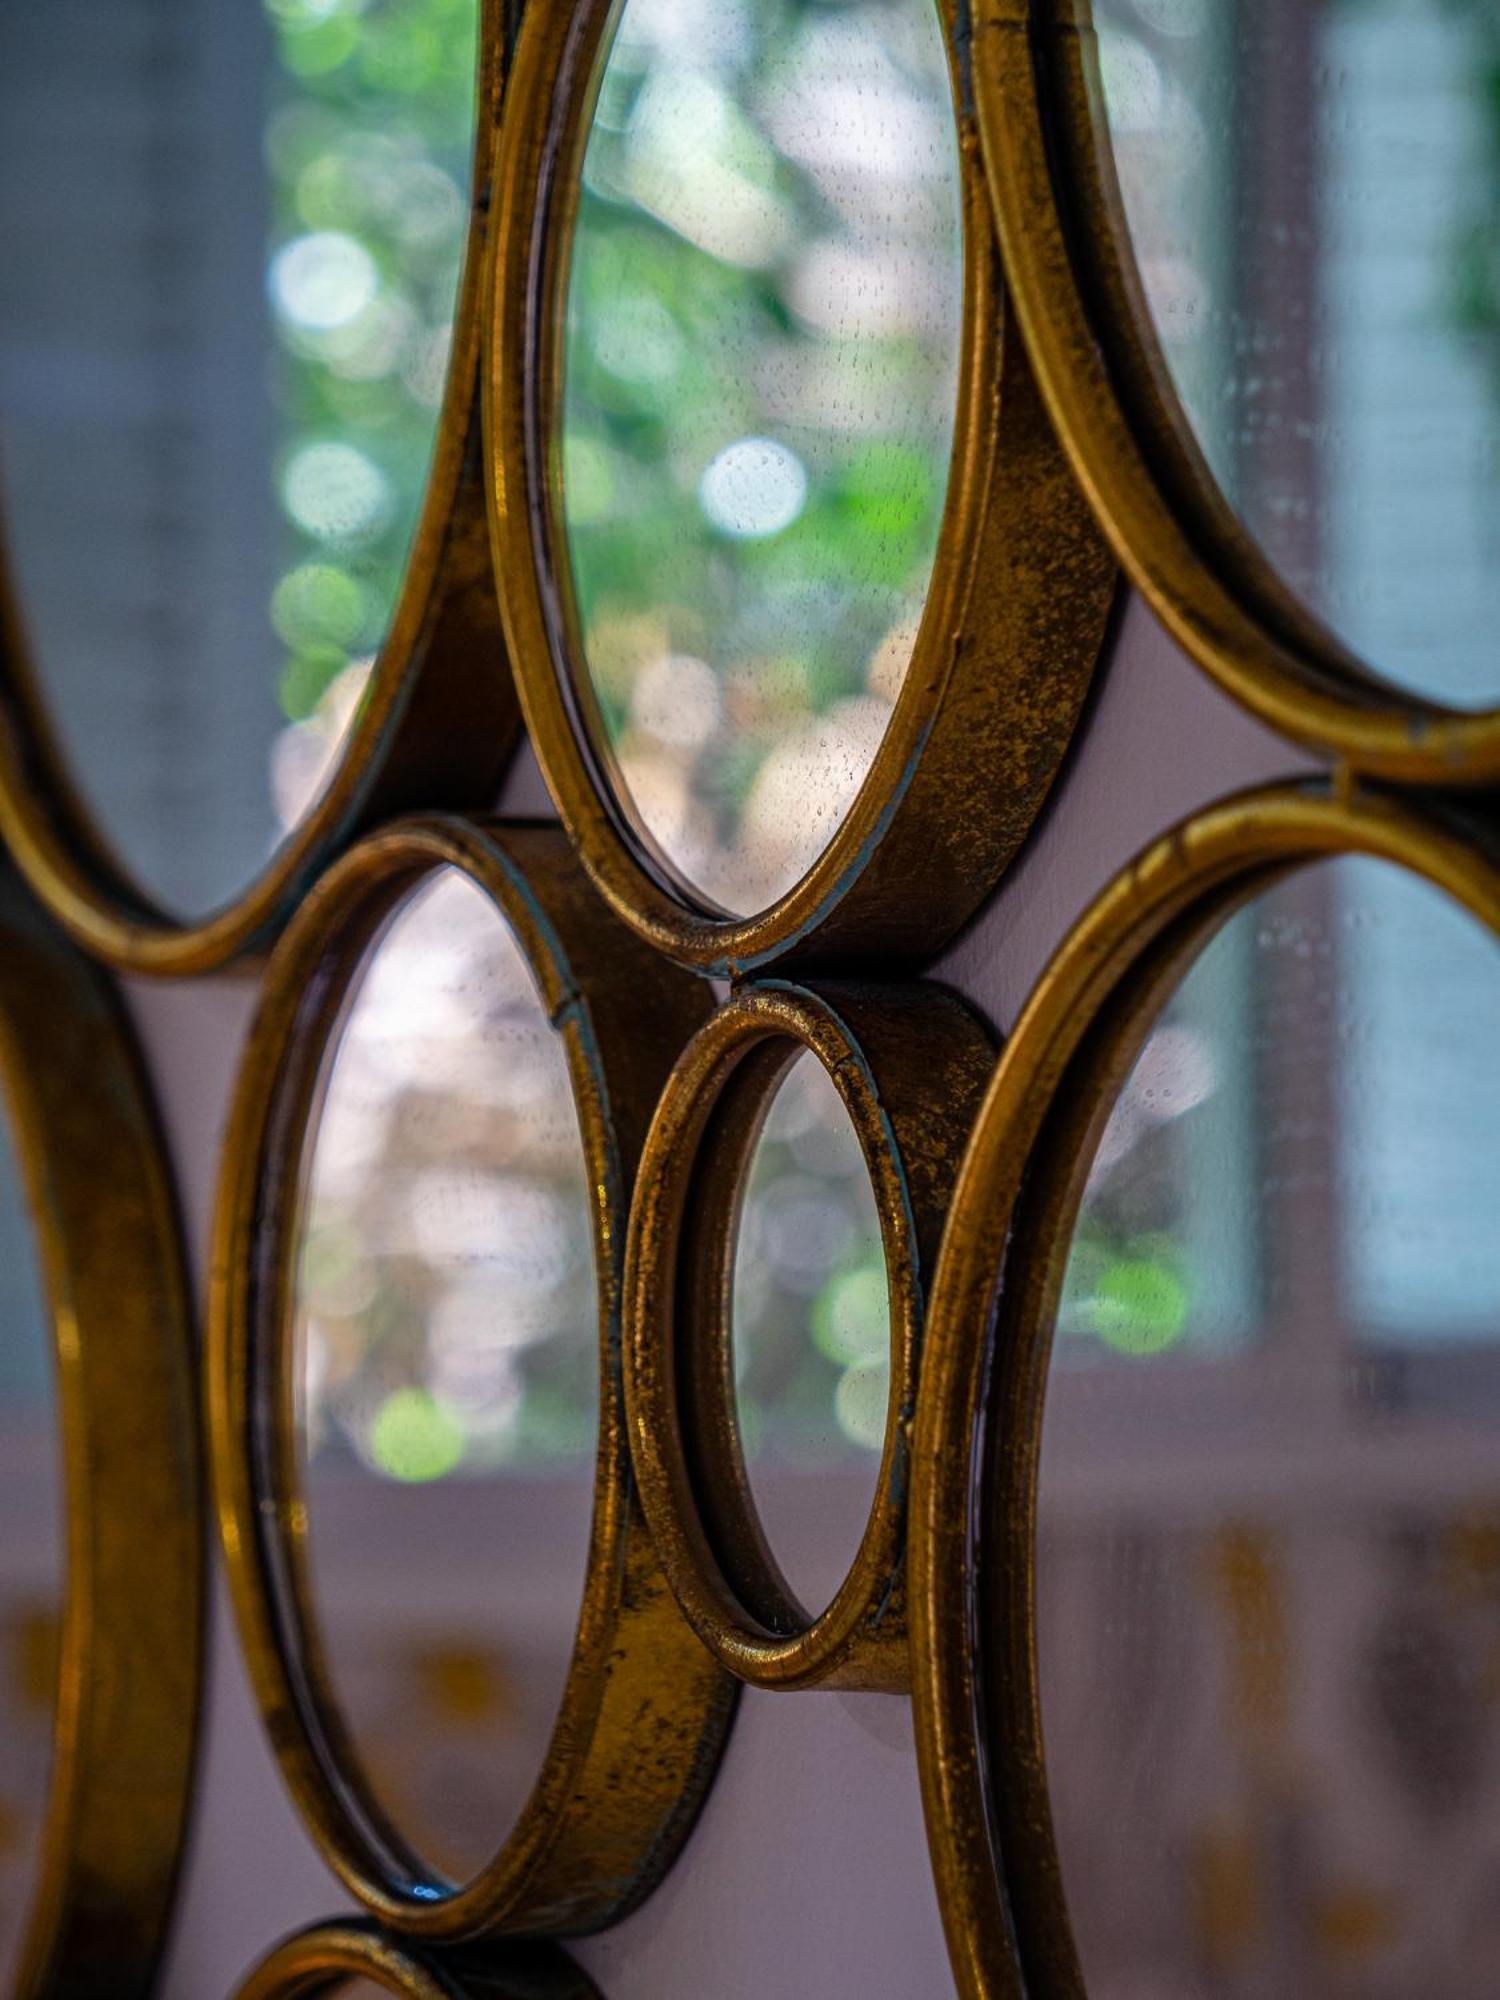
[909,776,1500,2000]
[625,981,994,1691]
[972,0,1500,783]
[209,813,737,1940]
[0,0,522,977]
[485,0,1118,976]
[0,864,202,1998]
[230,1918,601,1999]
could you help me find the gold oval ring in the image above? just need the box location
[486,0,1117,976]
[909,777,1500,1998]
[229,1918,601,1999]
[0,1,520,976]
[625,981,994,1690]
[209,814,736,1940]
[973,0,1500,783]
[0,864,202,1998]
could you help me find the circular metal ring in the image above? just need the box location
[625,981,994,1691]
[909,776,1500,1999]
[230,1918,600,1999]
[209,814,737,1940]
[972,0,1500,783]
[0,0,521,977]
[485,0,1117,976]
[0,865,202,1998]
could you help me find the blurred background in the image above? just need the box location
[2,0,1500,1993]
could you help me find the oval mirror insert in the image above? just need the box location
[561,0,964,915]
[1089,0,1500,709]
[0,0,477,920]
[295,867,597,1886]
[731,1049,890,1615]
[1036,853,1500,1991]
[0,1113,57,1988]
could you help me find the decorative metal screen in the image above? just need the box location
[1,0,1499,1994]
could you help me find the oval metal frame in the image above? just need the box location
[0,865,202,1998]
[973,0,1500,782]
[625,981,993,1691]
[909,777,1500,1999]
[209,814,736,1940]
[486,0,1117,975]
[231,1918,600,1999]
[0,0,522,977]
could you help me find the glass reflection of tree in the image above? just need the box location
[297,874,597,1480]
[732,1053,891,1465]
[263,0,477,831]
[564,0,962,916]
[1057,924,1256,1363]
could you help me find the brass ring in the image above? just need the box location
[230,1918,600,1999]
[485,0,1117,975]
[973,0,1500,783]
[909,777,1500,1999]
[625,982,994,1691]
[0,866,202,1998]
[209,814,737,1940]
[0,0,521,977]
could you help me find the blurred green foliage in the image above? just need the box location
[265,0,476,724]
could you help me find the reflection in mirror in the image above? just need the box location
[295,870,596,1885]
[0,1112,57,1988]
[731,1051,889,1614]
[1036,856,1500,1994]
[562,0,964,914]
[0,0,476,919]
[1090,0,1500,708]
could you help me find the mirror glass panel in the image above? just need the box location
[0,0,476,919]
[1090,0,1500,710]
[0,1111,58,1985]
[561,0,964,915]
[295,869,596,1884]
[1035,855,1500,1992]
[731,1050,890,1613]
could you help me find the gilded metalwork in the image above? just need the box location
[909,778,1500,2000]
[484,0,1117,976]
[624,981,994,1691]
[0,863,202,1998]
[231,1918,601,1998]
[972,0,1500,782]
[208,815,737,1941]
[0,0,522,978]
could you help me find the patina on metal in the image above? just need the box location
[909,778,1500,1999]
[0,863,202,1999]
[0,0,522,978]
[625,980,994,1691]
[485,0,1118,976]
[208,815,737,1941]
[972,0,1500,781]
[231,1916,602,1998]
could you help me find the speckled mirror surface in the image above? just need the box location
[0,0,476,919]
[1035,855,1500,1993]
[730,1049,890,1614]
[1089,0,1500,709]
[294,869,597,1885]
[560,0,965,915]
[0,1111,57,1987]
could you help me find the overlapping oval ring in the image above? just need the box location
[228,1917,600,1999]
[208,814,735,1941]
[487,0,1117,974]
[910,779,1500,1996]
[0,0,517,975]
[0,864,200,2000]
[973,0,1500,779]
